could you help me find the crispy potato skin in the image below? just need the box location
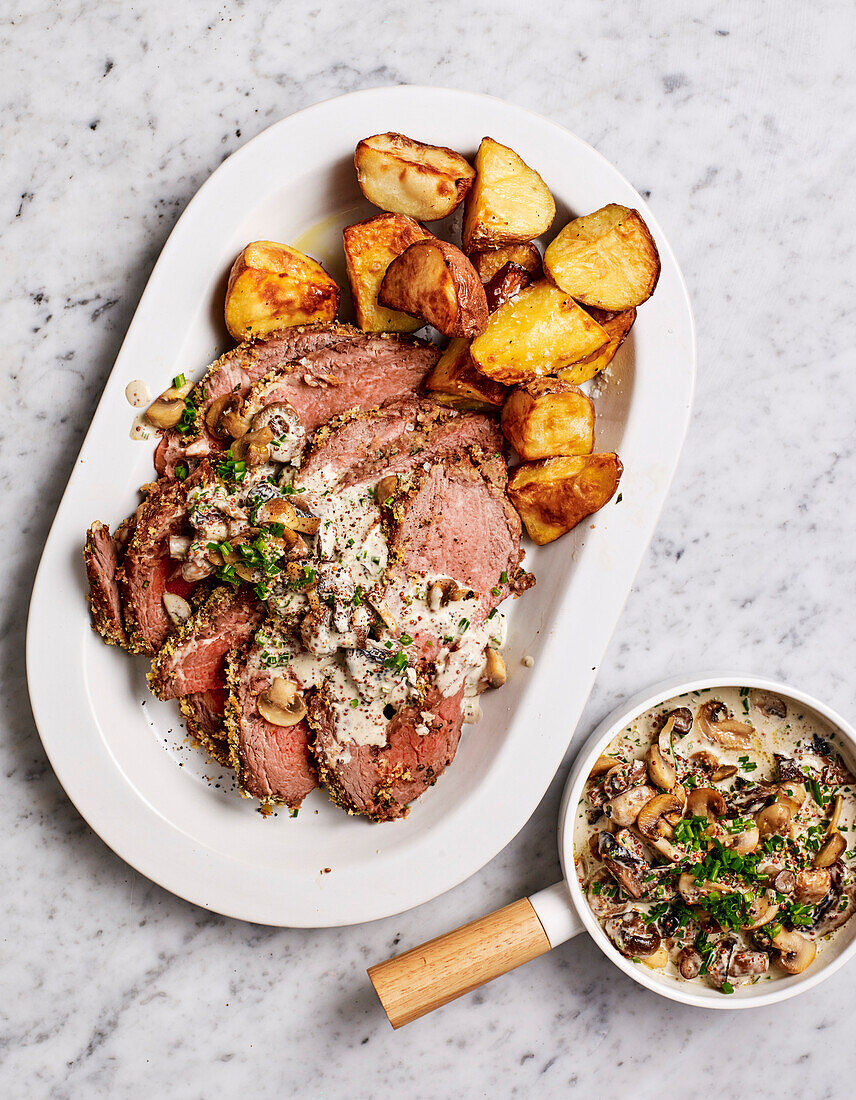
[463,137,555,252]
[544,204,660,310]
[355,132,475,221]
[379,239,488,338]
[424,337,507,411]
[224,241,340,340]
[343,213,434,333]
[508,453,623,544]
[469,243,543,284]
[501,379,594,461]
[469,280,608,384]
[558,306,636,385]
[484,262,532,313]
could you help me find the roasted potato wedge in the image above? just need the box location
[558,306,636,385]
[343,213,434,333]
[463,137,555,252]
[424,337,507,411]
[355,132,475,221]
[469,280,608,384]
[469,242,543,284]
[501,379,594,461]
[224,241,340,340]
[483,261,532,313]
[544,204,660,310]
[508,453,623,545]
[379,239,488,338]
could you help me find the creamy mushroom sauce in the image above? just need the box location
[174,452,508,753]
[574,688,856,993]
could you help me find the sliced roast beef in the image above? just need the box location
[116,478,190,653]
[295,396,504,489]
[154,327,439,477]
[84,521,127,647]
[229,334,440,436]
[148,586,263,700]
[383,450,530,627]
[179,684,230,766]
[309,687,465,821]
[225,642,317,808]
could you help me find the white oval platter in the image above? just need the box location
[26,86,695,926]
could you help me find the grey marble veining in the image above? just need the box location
[3,1,856,1096]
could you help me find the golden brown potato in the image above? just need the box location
[501,379,594,460]
[508,453,623,544]
[469,280,608,384]
[224,241,340,340]
[558,306,636,384]
[463,137,555,252]
[544,204,660,310]
[379,239,488,338]
[424,337,507,411]
[354,132,475,221]
[343,214,434,333]
[469,243,543,284]
[483,262,532,313]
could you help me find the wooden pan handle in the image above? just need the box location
[368,897,551,1029]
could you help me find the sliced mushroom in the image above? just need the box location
[604,912,661,958]
[603,759,647,799]
[677,946,703,979]
[205,393,235,437]
[686,786,727,822]
[636,792,683,841]
[646,743,676,790]
[375,475,398,506]
[771,928,816,975]
[145,378,194,429]
[728,949,770,981]
[726,783,776,815]
[585,870,629,919]
[690,750,719,775]
[604,783,657,828]
[589,754,623,780]
[774,869,796,894]
[666,707,694,734]
[810,875,856,937]
[727,822,760,855]
[597,831,650,899]
[232,424,274,465]
[827,793,843,835]
[710,764,738,783]
[257,677,307,727]
[741,894,779,931]
[427,577,469,611]
[813,832,845,868]
[794,869,832,905]
[218,394,253,438]
[698,700,753,749]
[478,648,506,691]
[774,754,806,784]
[163,593,191,625]
[251,402,306,463]
[774,786,805,815]
[756,801,793,838]
[751,690,787,720]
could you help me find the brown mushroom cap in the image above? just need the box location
[756,801,793,838]
[686,786,727,822]
[771,928,817,975]
[698,700,753,749]
[646,743,677,790]
[257,677,307,727]
[589,754,623,780]
[636,792,683,840]
[794,869,832,905]
[814,832,846,868]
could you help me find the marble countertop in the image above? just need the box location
[4,1,856,1095]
